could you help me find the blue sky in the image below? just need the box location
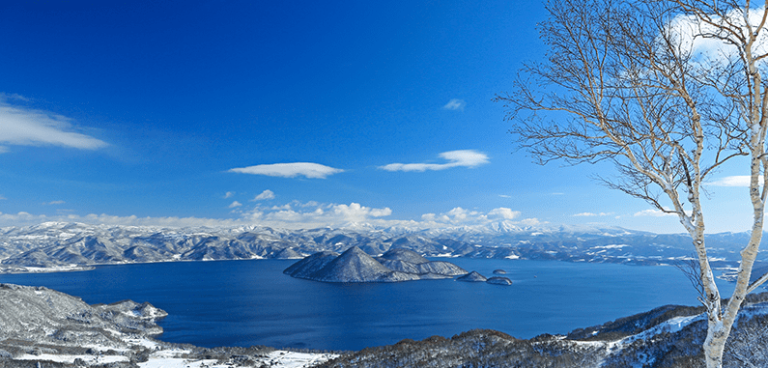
[0,1,757,233]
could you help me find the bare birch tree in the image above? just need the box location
[496,0,768,367]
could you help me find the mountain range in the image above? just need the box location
[0,221,765,274]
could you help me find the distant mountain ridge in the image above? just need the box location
[1,221,765,274]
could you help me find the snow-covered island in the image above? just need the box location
[283,247,467,283]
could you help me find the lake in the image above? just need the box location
[0,258,735,351]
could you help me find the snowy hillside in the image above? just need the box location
[316,293,768,368]
[0,283,336,368]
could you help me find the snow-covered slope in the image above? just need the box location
[0,283,336,368]
[317,293,768,368]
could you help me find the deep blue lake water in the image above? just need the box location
[0,258,735,351]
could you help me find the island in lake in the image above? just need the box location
[283,246,468,282]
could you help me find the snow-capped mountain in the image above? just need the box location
[0,221,763,274]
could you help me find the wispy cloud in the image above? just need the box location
[223,191,235,199]
[634,209,676,217]
[0,93,30,102]
[0,97,108,151]
[0,212,251,228]
[708,175,764,187]
[229,162,344,179]
[498,194,511,198]
[573,212,613,217]
[443,99,466,111]
[228,201,242,208]
[488,207,520,220]
[252,189,275,201]
[43,200,65,205]
[379,150,489,172]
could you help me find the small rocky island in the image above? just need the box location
[487,276,513,286]
[457,271,513,286]
[284,246,467,283]
[457,271,488,282]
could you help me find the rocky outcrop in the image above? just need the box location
[284,247,467,283]
[457,271,488,282]
[492,269,506,275]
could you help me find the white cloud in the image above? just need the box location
[488,207,520,220]
[333,203,392,222]
[252,189,275,201]
[0,195,6,200]
[43,200,65,205]
[574,212,597,217]
[519,218,542,226]
[0,203,536,231]
[573,212,613,217]
[223,191,235,199]
[708,175,764,187]
[239,201,393,227]
[420,206,527,225]
[665,9,768,68]
[379,150,489,172]
[634,209,676,217]
[498,194,511,198]
[443,99,466,110]
[228,162,344,179]
[0,101,108,150]
[446,207,470,222]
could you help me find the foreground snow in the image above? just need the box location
[140,351,338,368]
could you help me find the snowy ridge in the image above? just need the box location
[0,221,762,274]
